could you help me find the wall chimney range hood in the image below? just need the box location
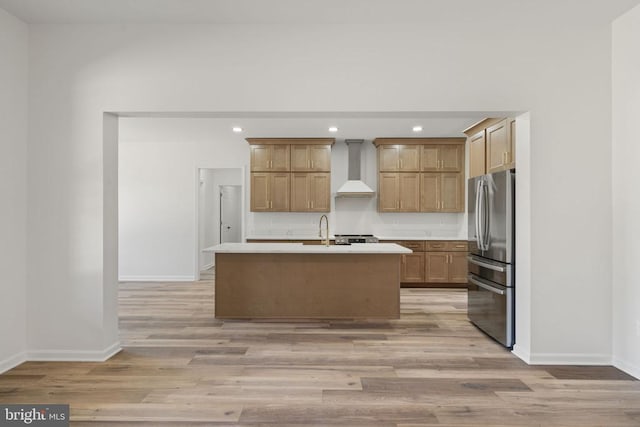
[336,139,375,197]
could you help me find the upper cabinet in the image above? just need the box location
[250,144,290,171]
[378,144,420,172]
[291,144,331,172]
[373,138,466,213]
[464,118,516,178]
[421,144,463,172]
[247,138,334,212]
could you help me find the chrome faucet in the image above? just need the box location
[318,215,330,247]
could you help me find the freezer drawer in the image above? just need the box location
[467,255,513,288]
[467,273,514,348]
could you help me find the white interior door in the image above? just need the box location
[220,185,242,243]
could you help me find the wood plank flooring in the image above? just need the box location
[1,276,638,426]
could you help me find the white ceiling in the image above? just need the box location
[0,0,638,24]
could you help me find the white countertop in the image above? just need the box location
[203,243,412,254]
[376,235,467,241]
[245,234,465,241]
[245,235,335,240]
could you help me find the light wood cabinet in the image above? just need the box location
[421,145,463,172]
[464,118,515,178]
[486,119,512,173]
[374,138,465,214]
[291,145,331,172]
[248,138,334,212]
[250,144,290,171]
[291,173,330,212]
[421,173,463,212]
[377,173,420,212]
[401,253,426,283]
[378,145,420,172]
[468,131,486,179]
[251,172,290,212]
[425,242,469,284]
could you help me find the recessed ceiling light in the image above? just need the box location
[412,126,423,132]
[328,126,338,133]
[232,127,243,133]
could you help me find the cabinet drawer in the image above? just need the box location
[426,241,447,251]
[446,241,468,251]
[399,241,426,251]
[426,241,468,251]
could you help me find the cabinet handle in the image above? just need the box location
[311,200,314,209]
[308,201,310,209]
[269,200,272,209]
[400,200,403,209]
[311,160,314,169]
[400,159,403,169]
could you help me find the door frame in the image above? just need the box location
[194,167,246,280]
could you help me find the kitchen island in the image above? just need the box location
[204,243,411,320]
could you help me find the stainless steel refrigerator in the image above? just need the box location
[467,169,515,348]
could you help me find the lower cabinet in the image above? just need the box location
[391,240,468,288]
[425,251,468,284]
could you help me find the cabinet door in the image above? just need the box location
[399,173,420,212]
[399,146,420,171]
[469,131,486,178]
[379,146,400,171]
[378,173,399,212]
[401,253,425,282]
[251,145,272,171]
[421,146,440,171]
[270,173,290,211]
[310,145,331,171]
[251,145,290,171]
[270,145,290,171]
[291,145,310,171]
[440,173,463,212]
[439,145,462,172]
[420,173,439,212]
[425,252,449,282]
[309,173,330,211]
[250,173,271,211]
[290,173,310,211]
[448,252,468,283]
[486,119,510,173]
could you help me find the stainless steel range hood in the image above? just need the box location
[335,139,375,197]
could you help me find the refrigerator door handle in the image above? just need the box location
[481,179,490,251]
[467,255,507,272]
[475,179,483,249]
[468,275,506,296]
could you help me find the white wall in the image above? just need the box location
[0,9,28,372]
[26,16,616,362]
[612,4,640,378]
[118,119,246,280]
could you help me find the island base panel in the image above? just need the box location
[215,253,400,319]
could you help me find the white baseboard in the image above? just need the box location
[527,352,612,365]
[511,344,531,364]
[27,341,122,362]
[613,356,640,380]
[200,262,214,271]
[119,275,195,282]
[0,351,27,374]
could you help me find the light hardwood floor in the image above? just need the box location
[1,277,639,426]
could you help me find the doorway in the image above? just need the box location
[219,185,242,244]
[197,168,243,279]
